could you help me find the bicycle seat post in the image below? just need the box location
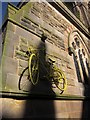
[26,47,31,56]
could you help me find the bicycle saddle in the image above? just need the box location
[48,58,55,63]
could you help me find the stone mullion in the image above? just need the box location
[76,40,85,83]
[82,56,89,81]
[76,49,84,83]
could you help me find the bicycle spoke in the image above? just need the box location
[29,53,39,85]
[21,80,28,90]
[32,70,37,79]
[53,69,67,91]
[18,67,28,90]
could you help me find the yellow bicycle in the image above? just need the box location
[18,47,67,92]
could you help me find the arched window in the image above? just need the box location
[68,31,90,85]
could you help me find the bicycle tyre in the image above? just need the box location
[53,69,67,91]
[29,53,39,85]
[18,67,29,91]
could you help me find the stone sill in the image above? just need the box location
[1,91,88,100]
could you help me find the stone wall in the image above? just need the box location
[1,98,83,118]
[2,2,84,96]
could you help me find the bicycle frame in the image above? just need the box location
[29,46,67,88]
[19,46,67,92]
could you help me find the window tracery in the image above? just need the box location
[68,31,90,85]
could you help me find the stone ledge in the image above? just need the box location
[0,91,86,100]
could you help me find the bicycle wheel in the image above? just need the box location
[53,69,67,91]
[18,67,29,91]
[29,53,39,85]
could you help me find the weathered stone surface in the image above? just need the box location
[67,79,75,86]
[65,101,83,115]
[31,7,41,18]
[21,21,35,31]
[3,41,14,58]
[5,73,19,91]
[19,59,28,68]
[1,98,84,118]
[55,112,69,118]
[64,86,80,95]
[54,100,67,113]
[36,28,43,35]
[0,99,2,119]
[2,56,18,74]
[20,37,28,45]
[18,67,28,76]
[21,17,31,25]
[7,22,16,33]
[2,98,25,118]
[15,50,28,61]
[15,25,40,41]
[2,56,18,85]
[20,44,28,52]
[0,72,2,91]
[41,21,53,33]
[24,13,42,26]
[69,112,82,118]
[27,36,41,48]
[66,73,75,80]
[3,30,20,58]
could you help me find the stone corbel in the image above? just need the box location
[68,47,77,58]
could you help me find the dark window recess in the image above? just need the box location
[64,2,75,14]
[64,2,80,20]
[78,50,89,84]
[73,55,82,83]
[64,2,89,28]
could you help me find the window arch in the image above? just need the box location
[68,30,90,85]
